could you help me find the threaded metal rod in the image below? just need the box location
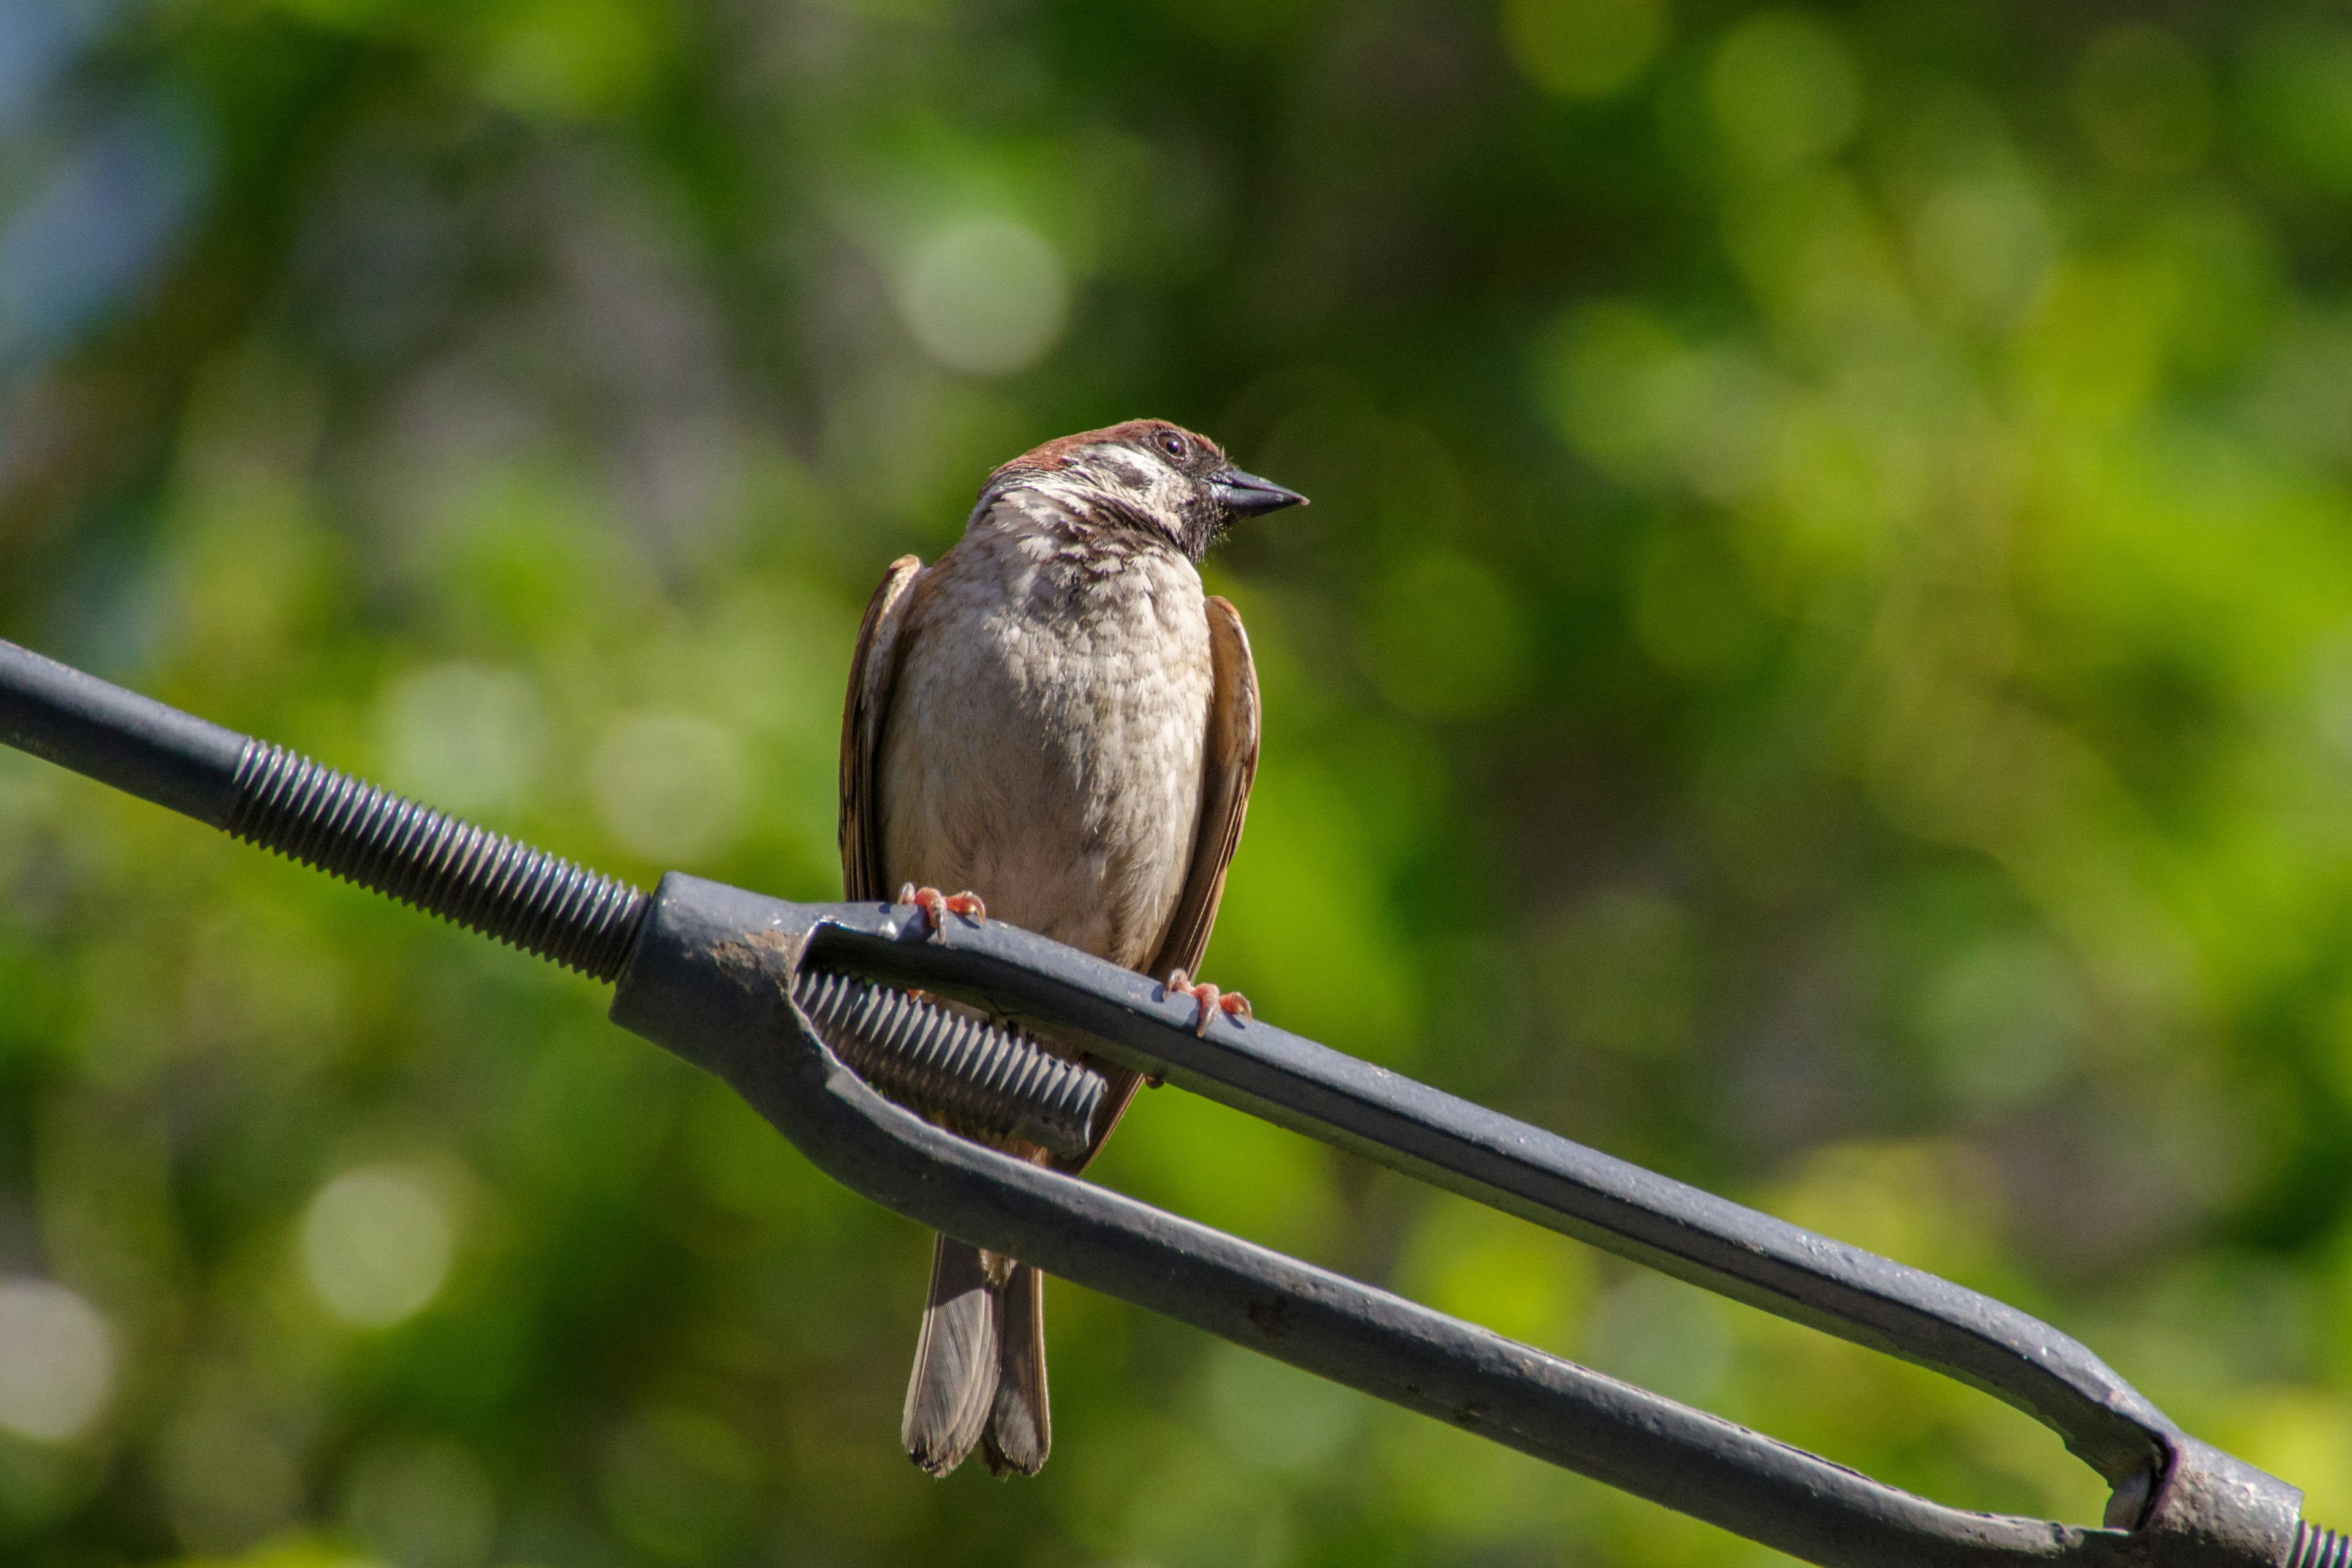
[225,740,649,982]
[222,741,1102,1148]
[2,637,1101,1155]
[2293,1523,2352,1567]
[222,745,1105,1150]
[794,966,1104,1161]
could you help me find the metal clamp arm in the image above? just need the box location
[610,872,2310,1568]
[801,899,2169,1484]
[1,637,2334,1568]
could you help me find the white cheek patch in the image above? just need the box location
[992,451,1194,548]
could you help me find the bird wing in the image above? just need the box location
[1148,593,1261,986]
[1057,594,1261,1172]
[839,554,924,903]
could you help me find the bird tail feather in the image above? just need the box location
[982,1261,1050,1476]
[903,1235,1000,1476]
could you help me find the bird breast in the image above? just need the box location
[876,526,1215,971]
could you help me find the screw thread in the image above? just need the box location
[2292,1523,2352,1568]
[222,741,1097,1153]
[225,740,649,982]
[794,966,1105,1160]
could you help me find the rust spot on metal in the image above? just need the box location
[710,927,804,990]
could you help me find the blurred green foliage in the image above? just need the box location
[4,0,2352,1562]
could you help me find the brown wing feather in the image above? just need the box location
[1147,594,1261,985]
[839,555,924,903]
[1058,594,1261,1171]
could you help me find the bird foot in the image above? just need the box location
[1166,968,1250,1036]
[897,884,986,939]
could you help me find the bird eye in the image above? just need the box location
[1158,432,1186,459]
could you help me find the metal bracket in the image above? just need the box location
[609,871,2321,1568]
[2,635,2335,1567]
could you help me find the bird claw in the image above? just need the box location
[1166,968,1250,1036]
[897,884,986,940]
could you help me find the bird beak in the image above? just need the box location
[1210,468,1308,517]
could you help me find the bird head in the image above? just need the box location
[977,418,1307,563]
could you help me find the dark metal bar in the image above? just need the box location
[0,638,654,980]
[0,638,247,824]
[607,873,2309,1568]
[2,637,2336,1566]
[799,910,2176,1488]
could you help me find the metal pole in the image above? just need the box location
[1,635,2338,1568]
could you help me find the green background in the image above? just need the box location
[2,0,2350,1562]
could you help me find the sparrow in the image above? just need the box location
[837,418,1305,1478]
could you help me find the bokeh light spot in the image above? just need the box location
[1709,11,1862,172]
[344,1437,497,1568]
[589,712,750,865]
[1502,0,1667,99]
[301,1164,454,1329]
[1545,301,1785,500]
[157,1403,304,1555]
[0,1281,113,1443]
[1547,300,1679,482]
[475,0,671,119]
[375,663,546,819]
[1909,176,2052,331]
[897,217,1071,377]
